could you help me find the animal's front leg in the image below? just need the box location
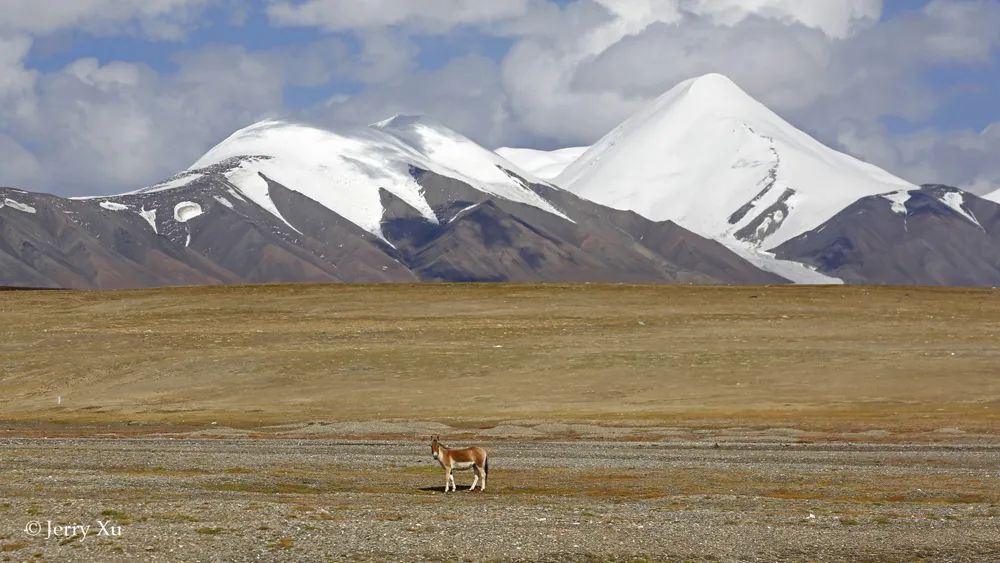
[444,468,453,492]
[448,472,456,492]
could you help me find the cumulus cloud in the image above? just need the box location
[267,0,532,33]
[837,120,1000,194]
[314,54,524,148]
[0,0,218,40]
[0,0,998,196]
[0,39,351,196]
[677,0,881,38]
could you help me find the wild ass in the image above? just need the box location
[430,436,488,492]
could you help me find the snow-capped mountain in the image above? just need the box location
[179,116,567,239]
[3,73,996,289]
[0,116,784,289]
[556,73,914,252]
[494,146,589,180]
[986,188,1000,204]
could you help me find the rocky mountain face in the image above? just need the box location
[774,185,1000,286]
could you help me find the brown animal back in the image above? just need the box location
[446,446,486,463]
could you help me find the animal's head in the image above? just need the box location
[430,436,440,459]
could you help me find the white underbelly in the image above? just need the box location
[451,461,475,470]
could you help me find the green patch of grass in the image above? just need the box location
[267,537,294,550]
[1,541,29,552]
[839,517,859,526]
[195,527,225,536]
[154,512,199,523]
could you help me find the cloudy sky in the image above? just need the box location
[1,0,998,197]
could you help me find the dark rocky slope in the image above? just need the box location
[774,185,1000,286]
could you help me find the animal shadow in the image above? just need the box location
[419,485,484,493]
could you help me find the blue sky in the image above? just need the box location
[1,0,998,196]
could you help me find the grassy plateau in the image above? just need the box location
[0,283,997,435]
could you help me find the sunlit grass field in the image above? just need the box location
[1,283,997,433]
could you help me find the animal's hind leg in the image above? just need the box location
[468,468,480,492]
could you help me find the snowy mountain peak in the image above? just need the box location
[557,73,914,251]
[184,117,566,240]
[623,73,776,133]
[669,72,760,109]
[370,114,470,145]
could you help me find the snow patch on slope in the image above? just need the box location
[174,201,203,223]
[986,188,1000,204]
[880,189,911,215]
[938,191,983,229]
[100,201,129,211]
[218,159,302,234]
[495,146,589,180]
[557,73,914,250]
[721,240,843,285]
[138,207,157,233]
[1,198,36,213]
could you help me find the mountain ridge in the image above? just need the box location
[0,111,785,288]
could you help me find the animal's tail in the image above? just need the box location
[484,456,489,478]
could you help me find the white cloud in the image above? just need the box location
[0,42,336,196]
[0,134,42,187]
[314,54,522,148]
[0,0,998,197]
[491,0,1000,187]
[678,0,881,39]
[267,0,532,33]
[0,0,218,40]
[837,120,1000,195]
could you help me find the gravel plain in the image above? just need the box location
[1,432,998,561]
